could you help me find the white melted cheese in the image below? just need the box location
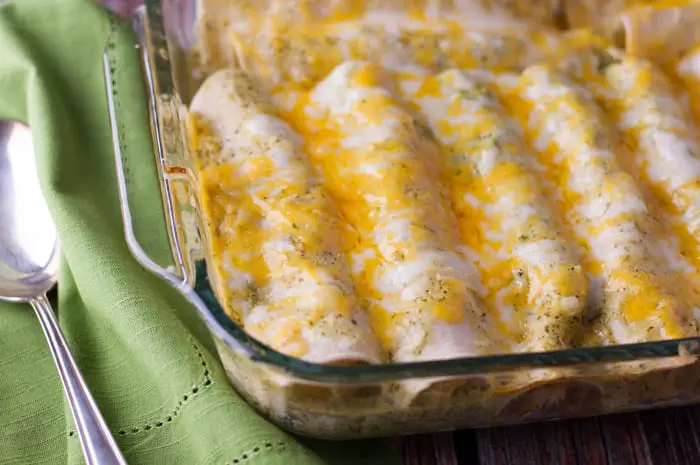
[678,48,700,77]
[244,113,302,142]
[514,239,571,267]
[636,130,700,189]
[341,119,404,148]
[577,189,647,220]
[351,247,376,275]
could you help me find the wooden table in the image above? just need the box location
[101,1,700,463]
[400,406,700,465]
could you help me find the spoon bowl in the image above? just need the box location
[0,120,59,301]
[0,119,126,465]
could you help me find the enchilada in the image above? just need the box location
[409,69,587,352]
[302,61,490,363]
[189,69,384,364]
[511,65,699,344]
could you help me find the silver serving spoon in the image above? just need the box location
[0,120,127,465]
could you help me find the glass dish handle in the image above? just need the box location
[103,51,191,294]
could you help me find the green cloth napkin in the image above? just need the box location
[0,0,402,463]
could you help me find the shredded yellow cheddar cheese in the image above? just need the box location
[189,0,700,364]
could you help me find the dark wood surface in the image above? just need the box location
[399,406,700,465]
[100,1,699,463]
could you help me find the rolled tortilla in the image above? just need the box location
[194,0,556,87]
[513,65,699,344]
[559,1,650,33]
[600,56,700,257]
[614,1,700,68]
[299,60,491,364]
[410,69,588,352]
[227,27,547,89]
[189,69,384,364]
[677,43,700,120]
[198,0,564,30]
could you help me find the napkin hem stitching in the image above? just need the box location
[224,440,288,465]
[67,17,215,441]
[67,337,213,438]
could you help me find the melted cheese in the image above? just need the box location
[297,61,490,362]
[196,0,560,91]
[511,65,698,343]
[593,57,700,275]
[189,1,700,365]
[190,69,383,364]
[412,69,587,351]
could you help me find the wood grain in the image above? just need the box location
[448,408,700,465]
[99,1,700,464]
[569,417,608,465]
[599,414,650,465]
[402,434,442,465]
[636,407,700,465]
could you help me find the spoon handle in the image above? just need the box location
[32,295,127,465]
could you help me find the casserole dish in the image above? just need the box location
[106,0,700,439]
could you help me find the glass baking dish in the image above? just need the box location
[104,0,700,439]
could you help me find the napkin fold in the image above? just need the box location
[0,0,401,463]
